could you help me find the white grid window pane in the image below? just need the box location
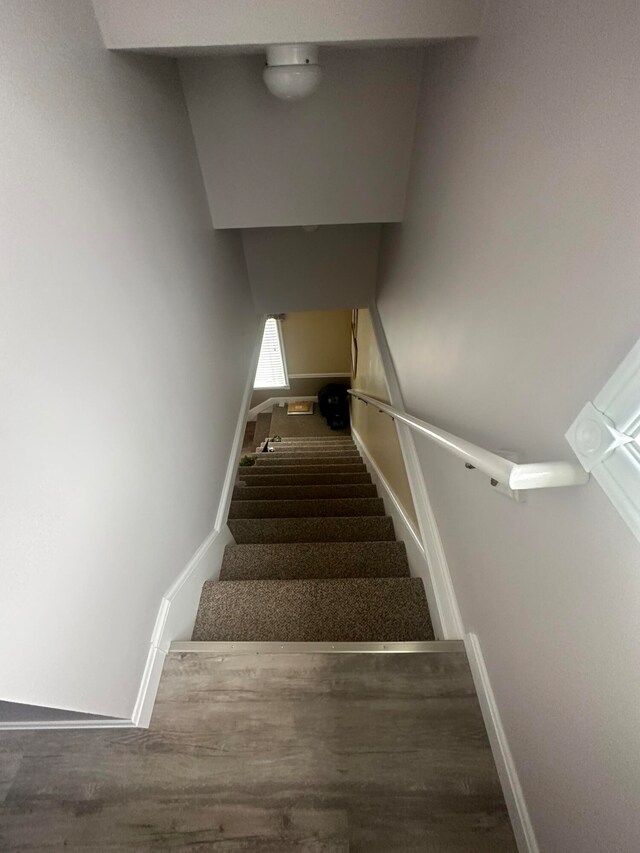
[254,318,288,389]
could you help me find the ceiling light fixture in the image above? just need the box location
[263,44,322,101]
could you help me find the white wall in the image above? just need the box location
[92,0,484,52]
[376,2,640,850]
[179,50,421,228]
[243,225,380,312]
[0,0,258,719]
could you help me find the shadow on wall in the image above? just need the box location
[0,700,117,725]
[242,226,381,313]
[350,309,418,529]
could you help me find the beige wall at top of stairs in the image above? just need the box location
[351,308,418,529]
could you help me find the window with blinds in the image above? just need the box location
[254,318,289,389]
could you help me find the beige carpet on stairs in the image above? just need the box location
[193,430,434,642]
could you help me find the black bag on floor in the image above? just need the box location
[318,384,350,431]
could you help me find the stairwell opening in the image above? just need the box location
[191,307,434,643]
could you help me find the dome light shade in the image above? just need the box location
[263,64,322,100]
[263,44,322,101]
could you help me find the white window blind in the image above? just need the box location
[254,318,288,389]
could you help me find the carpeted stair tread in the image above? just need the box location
[228,497,386,519]
[228,515,395,544]
[232,484,377,501]
[277,434,353,439]
[192,577,433,642]
[253,412,272,451]
[237,472,372,487]
[220,541,411,581]
[239,463,367,476]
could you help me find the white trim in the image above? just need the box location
[170,640,465,654]
[0,717,135,731]
[130,644,166,728]
[367,304,464,639]
[248,395,317,421]
[288,372,351,379]
[465,633,539,853]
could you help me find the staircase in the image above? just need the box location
[193,431,434,642]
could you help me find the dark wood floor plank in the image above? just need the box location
[0,651,516,850]
[0,798,349,851]
[0,751,22,804]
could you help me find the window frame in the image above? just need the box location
[566,336,640,543]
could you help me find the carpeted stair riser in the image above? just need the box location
[254,455,361,466]
[256,449,357,455]
[276,435,353,441]
[237,472,372,487]
[268,440,352,446]
[239,464,367,476]
[192,577,433,642]
[269,443,354,450]
[228,515,395,544]
[256,447,358,455]
[256,446,359,454]
[232,484,377,501]
[255,448,358,457]
[220,541,411,581]
[262,437,356,443]
[228,497,385,519]
[253,455,360,465]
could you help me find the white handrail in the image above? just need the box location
[348,389,589,490]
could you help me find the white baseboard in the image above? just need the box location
[248,395,317,421]
[464,633,539,853]
[130,644,166,728]
[0,717,135,731]
[367,305,464,640]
